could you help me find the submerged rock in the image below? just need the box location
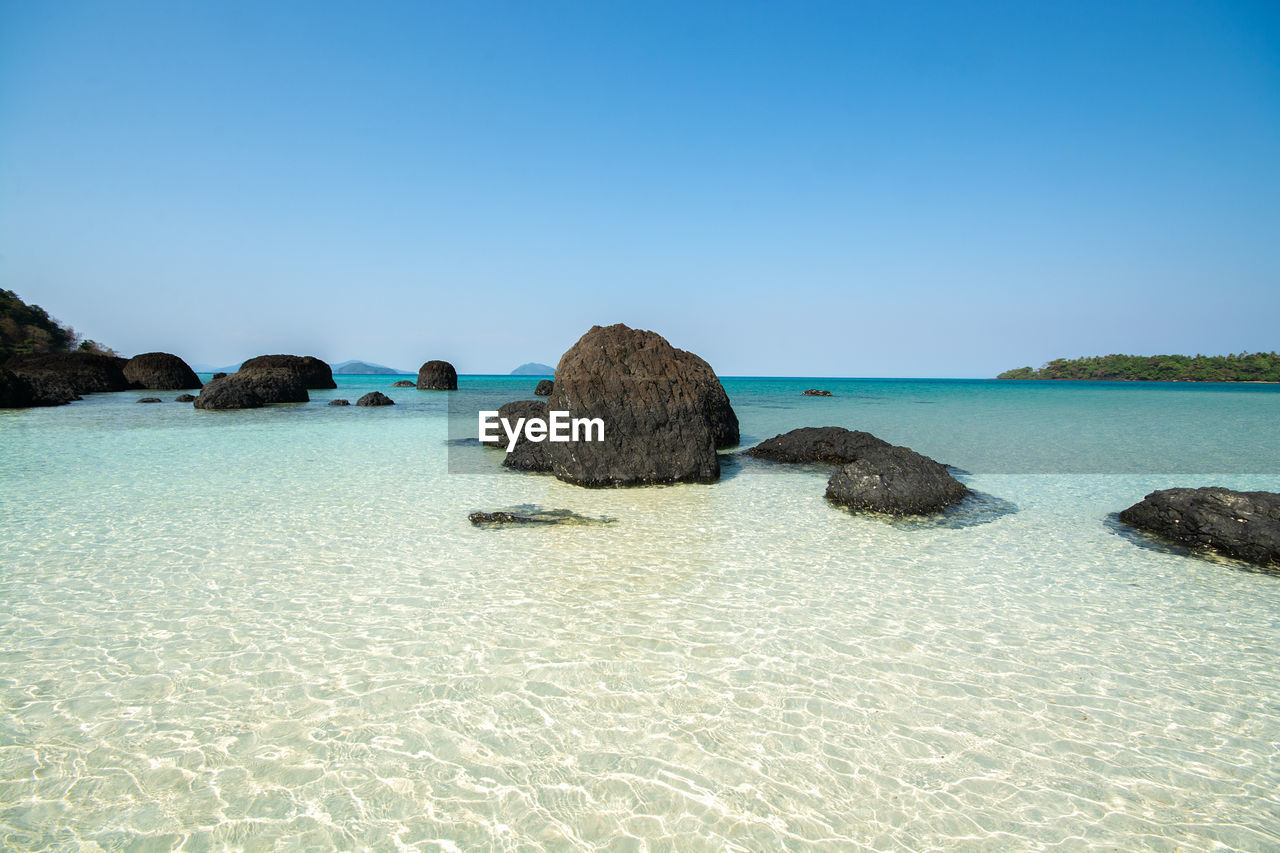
[175,394,196,403]
[534,379,554,396]
[1119,487,1280,568]
[826,445,969,516]
[122,352,202,390]
[494,399,551,472]
[6,352,131,395]
[137,397,162,403]
[194,369,308,409]
[468,507,613,527]
[746,426,891,464]
[239,354,336,389]
[328,399,350,406]
[357,391,395,407]
[417,360,458,390]
[392,380,415,387]
[544,324,740,487]
[802,389,833,396]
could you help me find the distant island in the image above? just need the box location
[331,360,409,375]
[999,352,1280,382]
[511,362,555,375]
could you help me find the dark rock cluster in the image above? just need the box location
[357,391,395,407]
[746,426,890,464]
[6,352,131,396]
[195,368,309,410]
[239,355,336,389]
[1119,487,1280,568]
[123,352,202,390]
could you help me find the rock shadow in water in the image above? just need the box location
[874,490,1019,530]
[1103,513,1280,576]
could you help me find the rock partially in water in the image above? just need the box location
[240,354,336,389]
[137,397,162,403]
[417,360,457,390]
[468,506,614,527]
[1119,487,1280,568]
[746,426,891,464]
[6,352,131,395]
[826,444,969,516]
[175,394,196,403]
[392,380,415,387]
[544,323,739,487]
[211,372,228,380]
[195,369,308,409]
[357,391,395,407]
[495,399,551,472]
[122,352,202,390]
[534,379,554,396]
[0,368,78,408]
[802,388,833,396]
[328,398,351,406]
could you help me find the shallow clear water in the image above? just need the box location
[2,377,1279,851]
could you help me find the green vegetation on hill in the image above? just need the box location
[999,352,1280,382]
[0,289,116,360]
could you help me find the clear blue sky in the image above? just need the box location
[1,1,1277,376]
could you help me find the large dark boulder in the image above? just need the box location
[417,360,457,390]
[122,352,202,390]
[5,352,131,394]
[494,399,551,472]
[0,368,78,408]
[534,379,554,396]
[747,426,891,464]
[194,369,308,409]
[1119,487,1280,567]
[544,324,739,487]
[239,355,336,389]
[357,391,394,407]
[826,445,968,515]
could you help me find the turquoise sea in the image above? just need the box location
[2,376,1279,851]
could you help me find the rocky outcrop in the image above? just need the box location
[176,394,196,402]
[534,379,554,396]
[392,380,415,387]
[328,399,350,406]
[5,352,131,394]
[137,397,162,403]
[211,372,227,380]
[357,391,394,407]
[239,355,336,389]
[746,426,891,464]
[494,399,551,472]
[122,352,202,390]
[1119,487,1280,567]
[543,324,739,486]
[825,445,969,515]
[803,389,833,396]
[417,360,457,390]
[194,368,308,410]
[0,368,78,408]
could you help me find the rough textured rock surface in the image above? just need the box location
[137,397,162,403]
[194,369,307,409]
[392,380,415,387]
[493,399,551,472]
[357,391,395,407]
[211,372,227,380]
[826,445,969,515]
[239,354,336,389]
[0,368,79,408]
[1119,487,1280,567]
[802,389,833,396]
[6,352,131,394]
[544,324,739,487]
[534,379,554,396]
[746,426,892,464]
[122,352,202,390]
[417,360,458,390]
[175,394,196,403]
[328,399,350,406]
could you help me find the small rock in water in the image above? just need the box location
[328,398,351,406]
[802,388,833,396]
[392,380,415,387]
[357,391,395,407]
[138,397,162,403]
[826,444,968,516]
[468,506,613,527]
[175,394,196,403]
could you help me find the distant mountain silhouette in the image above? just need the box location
[331,360,410,375]
[510,362,555,375]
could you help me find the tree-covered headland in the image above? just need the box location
[998,352,1280,382]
